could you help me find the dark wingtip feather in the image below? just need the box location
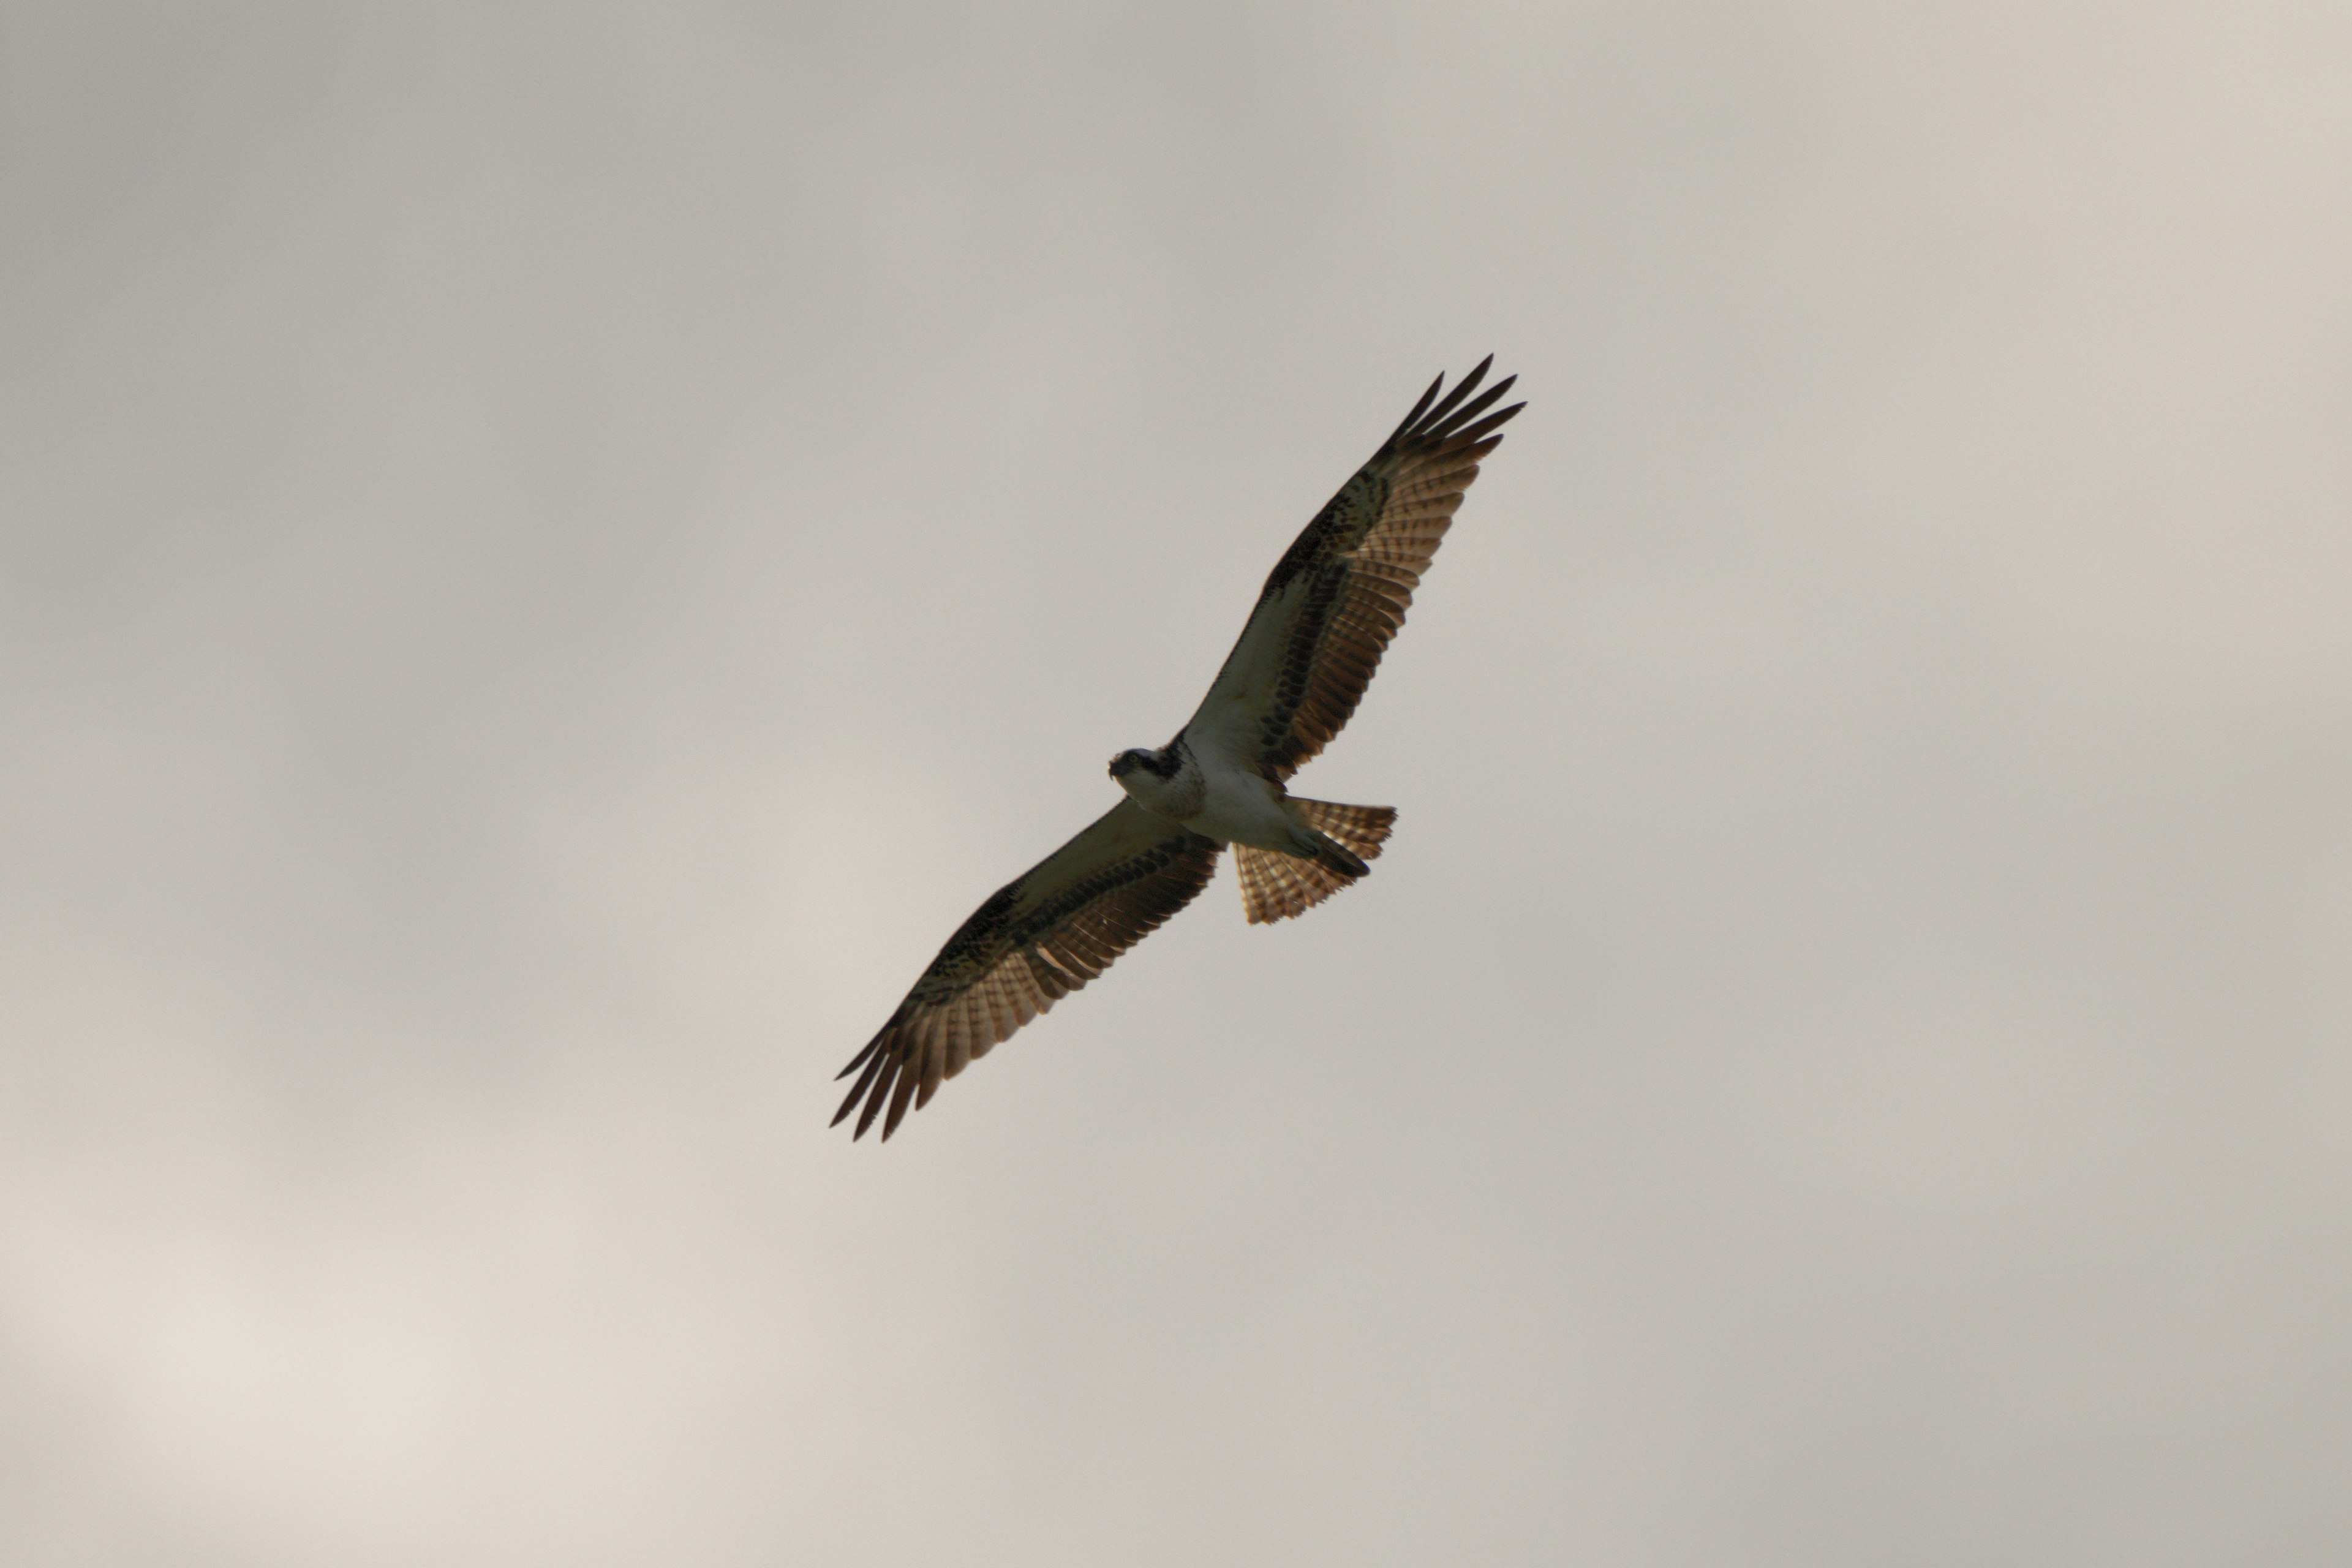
[1455,399,1526,447]
[1384,371,1447,447]
[835,1027,886,1081]
[881,1066,920,1140]
[834,1024,893,1123]
[852,1057,895,1139]
[1417,357,1494,432]
[1430,374,1517,440]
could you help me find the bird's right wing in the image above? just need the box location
[833,799,1221,1140]
[1180,359,1522,780]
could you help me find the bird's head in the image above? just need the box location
[1109,744,1187,805]
[1107,747,1163,782]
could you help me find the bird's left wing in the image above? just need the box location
[833,798,1221,1140]
[1180,359,1523,780]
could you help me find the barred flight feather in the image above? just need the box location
[833,799,1219,1140]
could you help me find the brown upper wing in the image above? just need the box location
[1182,360,1523,780]
[832,799,1221,1140]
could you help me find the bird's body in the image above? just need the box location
[1111,738,1315,862]
[835,360,1523,1139]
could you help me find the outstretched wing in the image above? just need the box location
[1181,359,1523,780]
[833,799,1221,1140]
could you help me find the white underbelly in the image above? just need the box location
[1184,766,1295,851]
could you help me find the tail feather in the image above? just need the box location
[1292,799,1396,861]
[1235,800,1398,924]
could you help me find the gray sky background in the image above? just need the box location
[5,3,2349,1563]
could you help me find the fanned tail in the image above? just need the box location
[1235,800,1398,924]
[1292,799,1396,861]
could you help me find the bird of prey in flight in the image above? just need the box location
[834,360,1523,1139]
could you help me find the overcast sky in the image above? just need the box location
[5,4,2350,1564]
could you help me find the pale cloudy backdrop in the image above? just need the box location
[5,4,2349,1564]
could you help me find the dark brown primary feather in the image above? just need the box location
[832,799,1221,1140]
[1243,357,1522,779]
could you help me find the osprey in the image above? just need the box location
[835,360,1523,1139]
